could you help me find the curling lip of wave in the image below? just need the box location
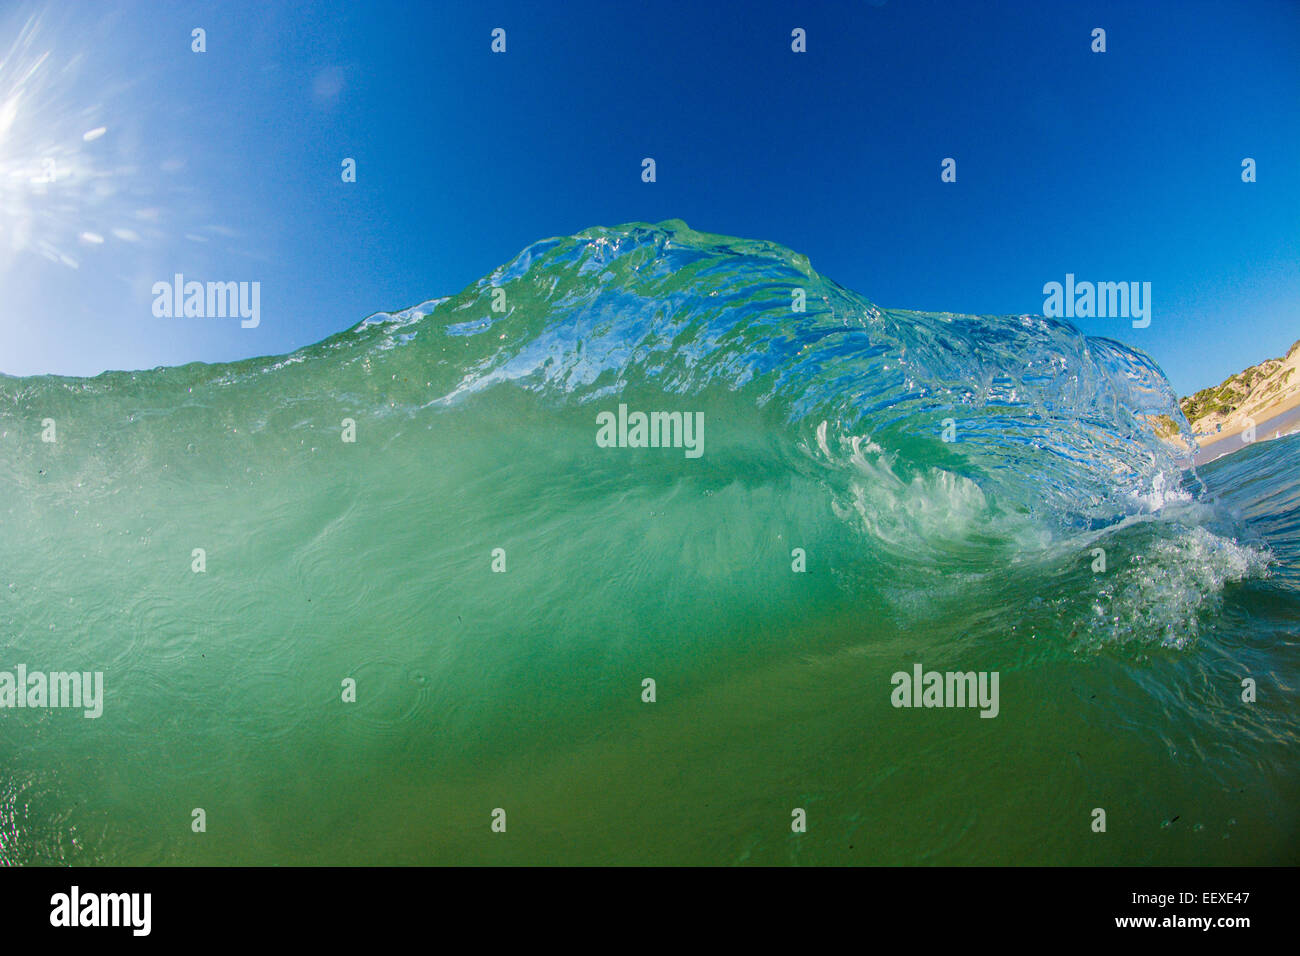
[355,219,1196,528]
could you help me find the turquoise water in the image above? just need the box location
[1,221,1296,864]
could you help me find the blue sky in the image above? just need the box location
[0,0,1296,397]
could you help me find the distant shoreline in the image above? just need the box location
[1192,397,1300,467]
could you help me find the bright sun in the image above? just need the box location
[0,11,122,273]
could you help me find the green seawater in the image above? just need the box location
[1,221,1296,865]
